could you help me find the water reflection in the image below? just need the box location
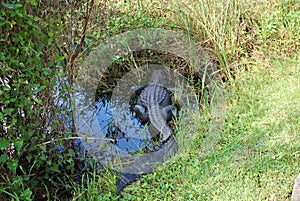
[75,64,200,171]
[95,97,153,153]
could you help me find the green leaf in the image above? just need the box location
[1,2,23,9]
[3,86,11,91]
[7,159,18,173]
[4,93,10,99]
[58,56,65,61]
[0,153,8,163]
[50,163,60,173]
[33,16,40,21]
[14,139,24,153]
[3,108,14,116]
[0,138,10,150]
[0,112,5,122]
[11,118,17,126]
[33,97,42,104]
[20,188,33,201]
[27,19,32,26]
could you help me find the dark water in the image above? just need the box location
[95,97,154,153]
[75,65,200,170]
[72,85,168,171]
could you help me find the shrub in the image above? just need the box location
[0,0,86,199]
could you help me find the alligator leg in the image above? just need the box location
[134,103,177,123]
[148,123,160,139]
[162,105,178,121]
[131,85,146,93]
[133,105,148,123]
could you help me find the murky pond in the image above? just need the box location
[95,91,154,153]
[75,63,200,170]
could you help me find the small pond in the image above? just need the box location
[75,62,201,170]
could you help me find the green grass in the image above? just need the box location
[98,56,298,201]
[69,0,300,200]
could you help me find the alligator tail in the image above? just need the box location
[116,172,140,194]
[116,135,178,194]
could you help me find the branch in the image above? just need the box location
[69,0,95,135]
[70,0,95,66]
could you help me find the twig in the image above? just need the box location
[69,0,95,135]
[36,136,112,147]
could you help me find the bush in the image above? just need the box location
[0,1,84,199]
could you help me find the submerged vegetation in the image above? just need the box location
[1,0,299,200]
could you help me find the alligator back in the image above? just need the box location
[135,69,174,142]
[138,82,170,107]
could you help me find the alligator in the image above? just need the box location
[132,68,177,142]
[116,67,178,194]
